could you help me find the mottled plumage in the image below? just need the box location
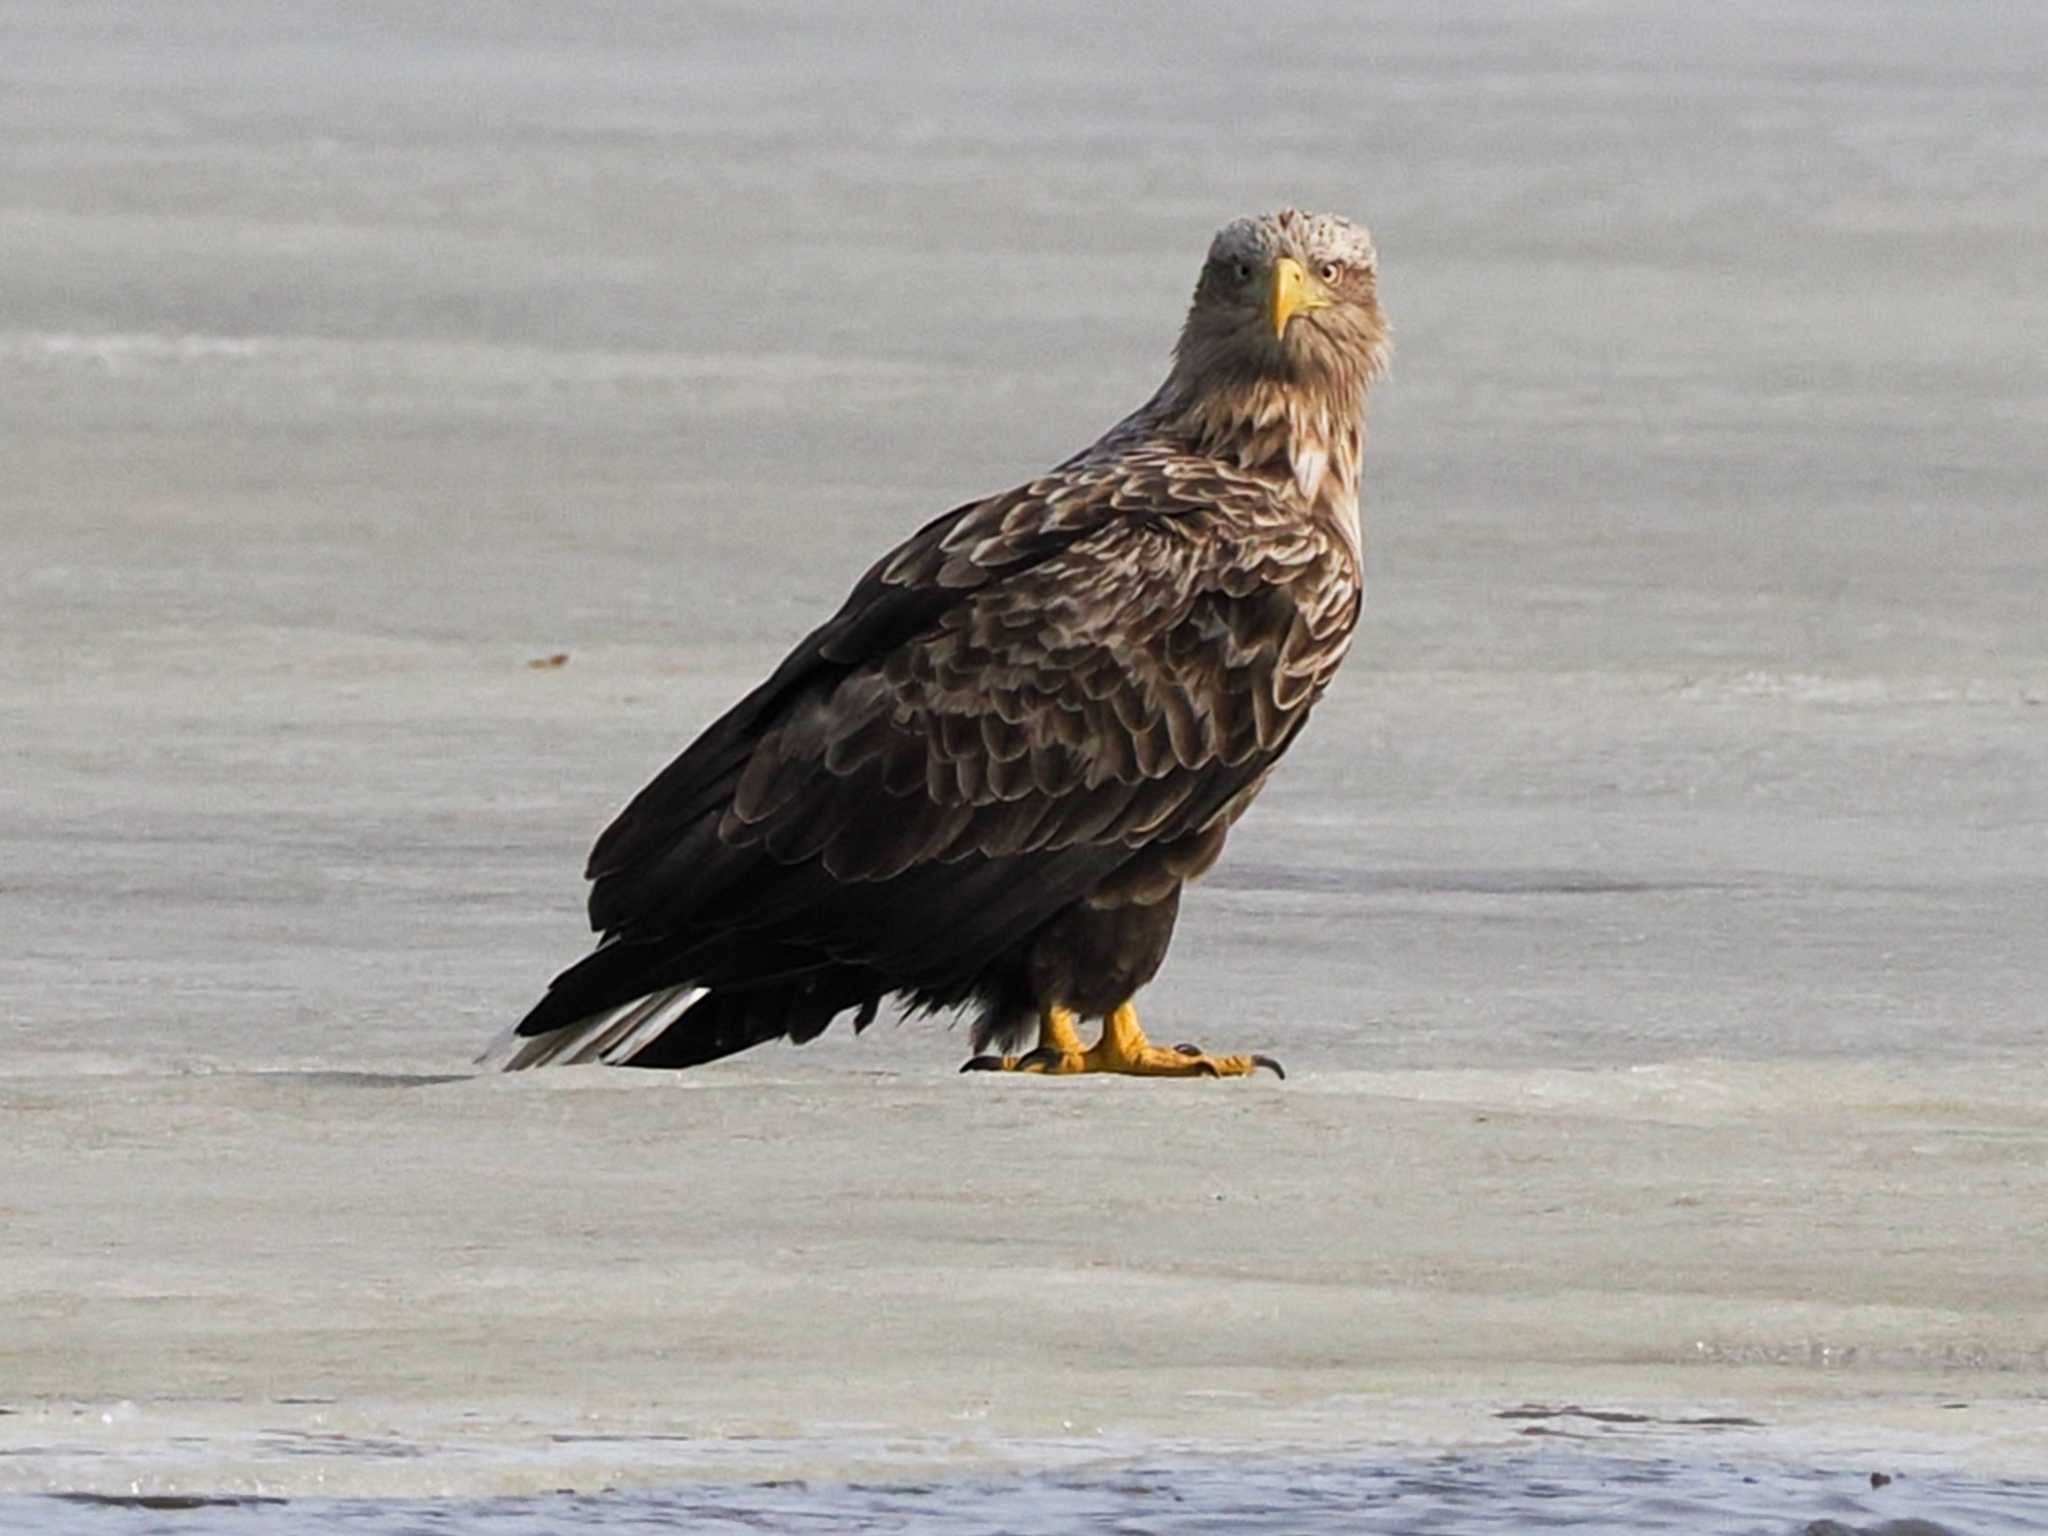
[496,210,1389,1075]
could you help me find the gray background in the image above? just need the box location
[5,2,2042,1076]
[1,0,2043,1496]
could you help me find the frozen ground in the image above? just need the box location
[4,1458,2045,1536]
[1,0,2044,1522]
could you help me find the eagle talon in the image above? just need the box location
[966,1035,1281,1078]
[963,1005,1288,1081]
[962,1050,1065,1073]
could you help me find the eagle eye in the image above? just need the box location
[1318,260,1342,284]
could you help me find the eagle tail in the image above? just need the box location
[477,983,708,1071]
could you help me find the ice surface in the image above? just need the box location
[0,0,2043,1514]
[4,1456,2044,1536]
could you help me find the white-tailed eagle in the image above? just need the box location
[496,210,1390,1079]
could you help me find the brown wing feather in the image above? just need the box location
[550,446,1357,1036]
[726,521,1290,870]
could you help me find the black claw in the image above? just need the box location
[1013,1047,1062,1073]
[960,1055,1004,1073]
[1252,1054,1286,1080]
[1173,1042,1204,1056]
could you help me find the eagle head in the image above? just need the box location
[1164,210,1389,497]
[1180,210,1389,392]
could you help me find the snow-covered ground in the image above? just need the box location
[2,0,2043,1514]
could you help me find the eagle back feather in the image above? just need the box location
[582,435,1359,989]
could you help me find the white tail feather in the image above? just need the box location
[476,985,709,1071]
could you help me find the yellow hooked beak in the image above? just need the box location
[1269,255,1332,338]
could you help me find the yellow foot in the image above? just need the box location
[1011,1041,1283,1078]
[960,1003,1086,1075]
[961,1002,1284,1080]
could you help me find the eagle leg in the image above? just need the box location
[974,1001,1284,1080]
[960,1005,1087,1073]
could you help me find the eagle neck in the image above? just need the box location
[1153,375,1368,557]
